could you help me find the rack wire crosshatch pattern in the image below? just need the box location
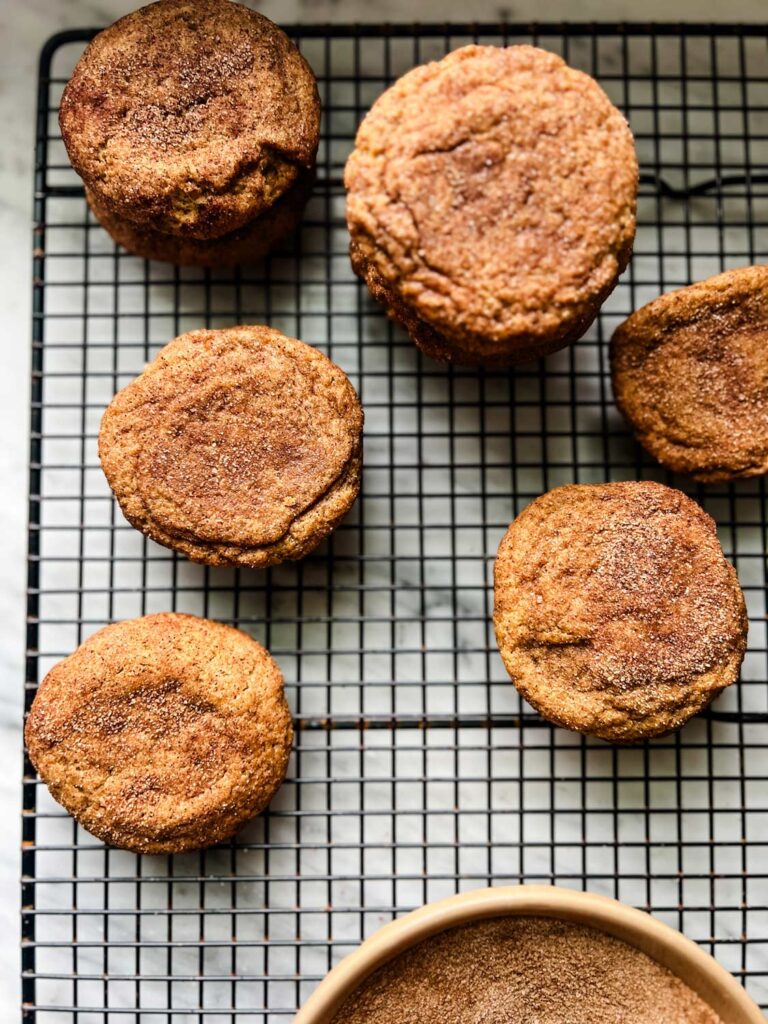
[24,22,768,1021]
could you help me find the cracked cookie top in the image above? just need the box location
[60,0,320,240]
[611,265,768,482]
[25,613,293,853]
[99,325,363,564]
[493,481,747,742]
[345,45,637,358]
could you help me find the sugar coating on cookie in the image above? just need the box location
[494,481,747,742]
[99,326,363,569]
[25,613,293,854]
[60,0,320,240]
[611,265,768,482]
[345,45,638,365]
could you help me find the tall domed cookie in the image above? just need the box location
[493,481,747,743]
[99,326,363,568]
[611,265,768,482]
[60,0,320,261]
[25,613,293,854]
[345,45,638,366]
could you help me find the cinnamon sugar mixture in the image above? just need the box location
[332,916,721,1024]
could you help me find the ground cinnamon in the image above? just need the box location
[332,916,721,1023]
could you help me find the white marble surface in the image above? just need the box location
[2,1,767,1019]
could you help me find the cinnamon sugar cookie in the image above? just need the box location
[345,45,637,366]
[611,265,768,482]
[25,613,292,854]
[99,326,363,569]
[60,0,320,262]
[494,481,747,742]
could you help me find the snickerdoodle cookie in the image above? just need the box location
[345,45,638,366]
[494,481,747,742]
[25,613,292,853]
[611,265,768,482]
[60,0,320,263]
[99,326,363,569]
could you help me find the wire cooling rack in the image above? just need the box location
[23,21,768,1021]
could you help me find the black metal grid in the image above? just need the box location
[23,22,768,1021]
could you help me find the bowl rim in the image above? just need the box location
[294,884,765,1024]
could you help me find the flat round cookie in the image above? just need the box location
[25,613,293,853]
[493,481,747,742]
[611,265,768,482]
[99,326,363,568]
